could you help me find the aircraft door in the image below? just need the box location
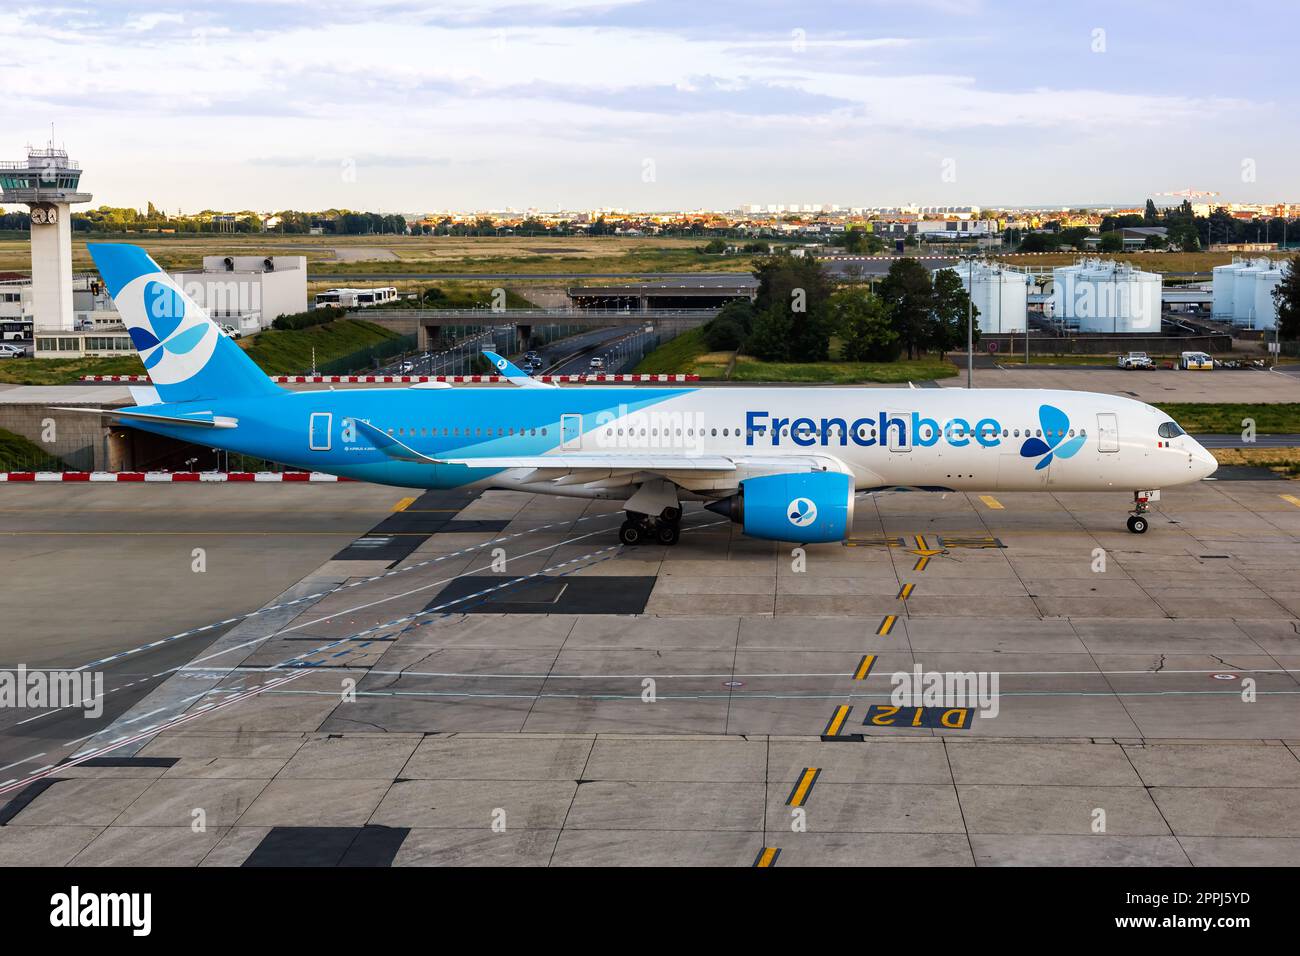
[309,412,332,451]
[560,413,582,450]
[1097,413,1119,453]
[885,411,911,452]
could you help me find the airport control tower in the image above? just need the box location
[0,140,92,331]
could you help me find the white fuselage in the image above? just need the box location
[484,386,1217,500]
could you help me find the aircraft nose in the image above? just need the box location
[1190,441,1218,480]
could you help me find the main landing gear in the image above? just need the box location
[1126,490,1155,534]
[619,507,682,546]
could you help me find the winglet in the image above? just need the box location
[483,350,556,388]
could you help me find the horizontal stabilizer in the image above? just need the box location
[56,406,238,429]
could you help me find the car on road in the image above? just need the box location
[1117,351,1153,370]
[524,350,540,364]
[588,356,605,370]
[0,342,27,358]
[218,324,242,340]
[398,361,416,374]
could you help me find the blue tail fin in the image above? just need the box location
[87,243,281,403]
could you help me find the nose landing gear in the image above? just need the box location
[1126,490,1157,534]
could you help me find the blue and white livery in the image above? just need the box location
[72,244,1217,544]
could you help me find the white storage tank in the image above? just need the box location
[1051,258,1163,333]
[1249,260,1286,330]
[1211,261,1246,318]
[1231,258,1270,325]
[947,260,1028,333]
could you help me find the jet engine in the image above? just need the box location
[706,472,854,543]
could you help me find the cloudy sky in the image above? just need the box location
[3,0,1293,213]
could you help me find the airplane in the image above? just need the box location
[69,243,1218,546]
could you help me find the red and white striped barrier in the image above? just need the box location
[80,373,699,384]
[0,471,350,483]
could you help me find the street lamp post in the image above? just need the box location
[967,265,974,389]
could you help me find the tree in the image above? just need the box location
[878,258,935,360]
[1144,199,1159,225]
[1274,255,1300,342]
[1017,232,1057,253]
[751,253,835,362]
[744,304,794,361]
[830,288,898,362]
[702,298,753,351]
[1098,231,1124,252]
[930,267,979,359]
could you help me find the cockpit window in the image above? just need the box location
[1157,422,1185,439]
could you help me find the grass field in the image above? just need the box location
[0,427,67,470]
[0,234,754,276]
[1211,446,1300,478]
[728,357,957,383]
[0,318,402,384]
[238,319,403,375]
[0,354,146,385]
[999,250,1294,273]
[634,328,959,383]
[1154,403,1300,433]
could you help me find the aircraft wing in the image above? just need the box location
[350,420,857,490]
[356,418,731,471]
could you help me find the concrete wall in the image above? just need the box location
[0,403,109,469]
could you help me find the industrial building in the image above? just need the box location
[173,255,308,334]
[1051,259,1163,333]
[944,260,1028,333]
[1211,257,1286,329]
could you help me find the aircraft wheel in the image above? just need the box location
[619,521,644,546]
[655,523,681,546]
[661,506,682,524]
[1126,515,1148,534]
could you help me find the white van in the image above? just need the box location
[1180,351,1213,370]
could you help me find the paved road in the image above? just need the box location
[0,483,404,778]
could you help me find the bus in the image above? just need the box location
[314,287,399,309]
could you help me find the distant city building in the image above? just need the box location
[874,219,995,240]
[1082,226,1168,250]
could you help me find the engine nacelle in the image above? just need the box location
[706,471,854,543]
